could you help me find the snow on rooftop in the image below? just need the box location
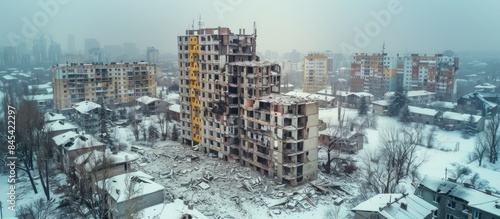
[475,83,496,89]
[442,112,482,122]
[43,120,78,132]
[3,75,17,80]
[28,82,52,90]
[426,101,456,109]
[73,101,101,114]
[97,171,164,203]
[406,90,435,97]
[169,104,181,113]
[64,134,104,151]
[45,112,66,122]
[285,91,334,102]
[408,106,439,116]
[352,194,437,219]
[52,131,80,146]
[74,149,138,172]
[136,96,161,105]
[139,199,209,219]
[420,177,500,215]
[23,94,53,101]
[372,100,390,106]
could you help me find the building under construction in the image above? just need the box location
[177,26,318,185]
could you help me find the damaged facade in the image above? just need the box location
[178,27,319,186]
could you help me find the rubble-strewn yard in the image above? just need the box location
[130,141,356,218]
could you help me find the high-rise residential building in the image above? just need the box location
[400,54,459,101]
[351,53,459,100]
[52,62,159,111]
[48,41,62,64]
[350,53,398,99]
[146,47,159,63]
[67,34,75,54]
[177,26,318,185]
[302,53,328,93]
[33,35,48,63]
[2,46,17,67]
[84,38,100,55]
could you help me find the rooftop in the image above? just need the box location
[43,120,78,132]
[45,112,66,122]
[73,101,101,114]
[96,171,164,203]
[372,100,391,106]
[52,131,80,146]
[442,112,482,122]
[61,134,104,151]
[475,83,496,89]
[74,149,139,172]
[408,106,440,116]
[227,61,277,67]
[169,104,181,113]
[419,177,500,216]
[352,193,437,219]
[136,96,161,105]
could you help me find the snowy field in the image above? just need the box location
[1,105,499,218]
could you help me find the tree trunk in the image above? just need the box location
[22,161,38,194]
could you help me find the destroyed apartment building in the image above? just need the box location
[178,26,319,186]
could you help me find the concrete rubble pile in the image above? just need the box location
[132,143,351,217]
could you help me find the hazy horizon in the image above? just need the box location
[1,0,500,56]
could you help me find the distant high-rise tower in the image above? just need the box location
[67,34,75,54]
[146,47,159,63]
[33,35,48,63]
[302,53,328,93]
[350,53,398,98]
[48,41,62,64]
[84,38,100,55]
[177,26,319,186]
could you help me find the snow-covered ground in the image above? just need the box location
[2,105,499,219]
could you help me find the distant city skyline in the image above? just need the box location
[1,1,500,56]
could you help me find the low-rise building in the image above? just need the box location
[135,96,167,115]
[457,93,498,116]
[44,112,66,123]
[74,149,140,182]
[372,100,391,116]
[416,177,500,219]
[97,171,165,219]
[55,133,105,173]
[408,106,441,125]
[352,193,437,219]
[426,101,456,112]
[43,120,79,139]
[441,112,484,131]
[23,94,54,110]
[168,104,181,121]
[475,83,497,93]
[71,101,103,134]
[318,128,364,154]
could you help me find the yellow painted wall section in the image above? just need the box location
[189,36,202,144]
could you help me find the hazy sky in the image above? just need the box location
[1,0,500,55]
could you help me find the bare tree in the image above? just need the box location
[361,125,426,194]
[16,198,54,219]
[128,111,140,141]
[36,129,52,200]
[426,126,437,148]
[473,133,489,166]
[484,114,500,164]
[322,116,351,175]
[324,205,347,219]
[156,108,169,140]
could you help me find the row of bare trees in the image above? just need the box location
[360,125,428,195]
[471,114,500,165]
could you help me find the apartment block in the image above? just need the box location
[416,177,500,219]
[302,53,328,93]
[350,53,398,99]
[52,62,159,111]
[351,53,459,100]
[400,54,459,100]
[177,27,319,186]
